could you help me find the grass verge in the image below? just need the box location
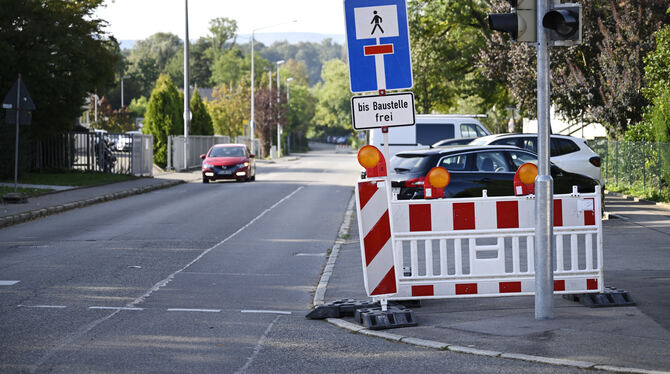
[0,186,54,197]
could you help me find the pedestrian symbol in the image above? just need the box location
[354,5,399,40]
[371,11,384,35]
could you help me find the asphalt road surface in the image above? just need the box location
[0,147,592,373]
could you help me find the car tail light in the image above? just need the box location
[589,156,601,167]
[405,177,425,187]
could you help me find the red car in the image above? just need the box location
[200,144,256,183]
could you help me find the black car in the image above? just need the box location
[390,145,599,200]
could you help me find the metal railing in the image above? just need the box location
[167,135,261,171]
[35,132,153,176]
[588,139,669,194]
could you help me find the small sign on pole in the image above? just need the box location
[351,92,415,130]
[2,74,36,196]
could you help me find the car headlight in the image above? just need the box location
[203,163,214,169]
[237,163,247,169]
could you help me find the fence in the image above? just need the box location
[588,139,669,193]
[34,132,153,176]
[167,135,260,171]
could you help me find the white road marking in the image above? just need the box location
[126,186,304,308]
[234,315,281,374]
[18,305,67,309]
[88,306,144,311]
[29,187,304,373]
[241,310,292,315]
[0,280,20,286]
[294,253,326,257]
[167,308,221,313]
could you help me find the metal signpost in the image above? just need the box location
[2,74,36,196]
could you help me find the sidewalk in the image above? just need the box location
[322,194,670,374]
[0,174,193,228]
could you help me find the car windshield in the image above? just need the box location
[209,147,244,157]
[391,154,431,173]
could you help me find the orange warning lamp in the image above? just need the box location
[424,167,450,199]
[514,163,538,195]
[358,145,387,178]
[518,163,538,185]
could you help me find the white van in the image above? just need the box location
[369,114,491,157]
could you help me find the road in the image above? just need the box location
[0,146,592,373]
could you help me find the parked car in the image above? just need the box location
[369,114,490,157]
[432,137,477,147]
[201,144,256,183]
[390,145,599,200]
[116,130,142,152]
[469,134,602,184]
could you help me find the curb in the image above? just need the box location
[0,180,185,229]
[605,190,670,211]
[315,190,670,374]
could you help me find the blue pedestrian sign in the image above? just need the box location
[344,0,413,93]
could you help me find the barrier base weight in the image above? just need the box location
[563,287,635,308]
[355,306,417,330]
[306,299,379,319]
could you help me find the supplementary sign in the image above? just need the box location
[351,92,415,130]
[344,0,413,93]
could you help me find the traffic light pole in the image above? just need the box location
[535,0,554,320]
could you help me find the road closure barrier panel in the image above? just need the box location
[355,178,603,301]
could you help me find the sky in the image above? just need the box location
[95,0,347,41]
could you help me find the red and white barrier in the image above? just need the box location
[355,179,398,297]
[355,177,603,301]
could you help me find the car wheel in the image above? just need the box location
[250,175,255,182]
[202,177,209,184]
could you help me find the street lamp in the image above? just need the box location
[250,20,296,156]
[286,77,294,155]
[276,60,285,158]
[183,0,190,170]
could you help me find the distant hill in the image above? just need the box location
[119,32,345,51]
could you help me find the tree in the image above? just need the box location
[285,84,316,152]
[253,87,286,157]
[312,60,351,136]
[207,83,250,138]
[208,17,238,51]
[144,74,183,167]
[0,0,119,137]
[408,0,491,114]
[211,48,247,87]
[480,0,669,138]
[128,33,183,72]
[190,88,213,135]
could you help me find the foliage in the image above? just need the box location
[128,96,149,118]
[479,0,668,138]
[312,60,351,138]
[408,0,493,114]
[144,74,183,167]
[91,97,138,133]
[189,88,213,135]
[0,0,119,138]
[253,87,287,157]
[643,26,670,102]
[206,83,250,138]
[211,48,248,87]
[285,84,316,153]
[624,121,655,142]
[128,33,183,73]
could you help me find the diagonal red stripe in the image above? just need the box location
[584,198,595,226]
[371,267,397,295]
[358,181,378,210]
[363,211,391,266]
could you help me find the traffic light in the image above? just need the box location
[542,3,582,46]
[487,0,537,43]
